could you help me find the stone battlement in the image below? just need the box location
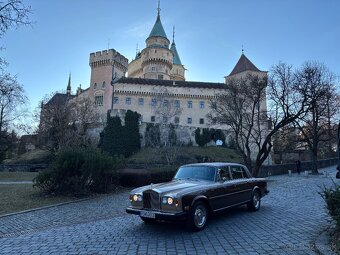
[89,48,128,69]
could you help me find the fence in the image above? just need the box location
[258,157,338,177]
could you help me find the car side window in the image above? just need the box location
[230,166,248,179]
[218,167,231,182]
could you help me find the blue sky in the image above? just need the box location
[2,0,340,117]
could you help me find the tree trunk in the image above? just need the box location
[311,150,318,175]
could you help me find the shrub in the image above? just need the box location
[322,183,340,228]
[34,147,125,195]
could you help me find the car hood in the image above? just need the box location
[131,179,211,196]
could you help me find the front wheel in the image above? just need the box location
[186,201,208,231]
[247,190,261,211]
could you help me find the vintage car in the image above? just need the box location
[126,162,269,231]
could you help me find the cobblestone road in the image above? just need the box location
[0,166,338,255]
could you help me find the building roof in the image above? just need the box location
[228,54,262,76]
[116,77,226,89]
[170,42,182,65]
[44,93,75,107]
[147,14,168,40]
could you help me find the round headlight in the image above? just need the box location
[133,194,138,202]
[162,197,167,204]
[137,195,143,202]
[167,197,173,205]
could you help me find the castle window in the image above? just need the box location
[199,118,204,124]
[95,94,103,106]
[199,101,205,109]
[151,116,155,122]
[138,98,144,106]
[151,98,157,107]
[94,83,97,89]
[162,116,168,123]
[175,100,180,108]
[113,96,119,104]
[187,118,192,124]
[125,97,131,105]
[163,99,168,107]
[175,117,180,124]
[187,101,193,108]
[158,74,163,80]
[152,67,155,71]
[102,81,106,88]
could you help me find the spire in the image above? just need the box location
[157,0,161,16]
[147,0,168,40]
[170,26,182,65]
[67,73,71,96]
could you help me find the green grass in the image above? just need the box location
[0,172,38,182]
[0,184,77,216]
[3,149,53,164]
[128,146,243,164]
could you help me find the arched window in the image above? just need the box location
[102,81,106,88]
[94,83,97,89]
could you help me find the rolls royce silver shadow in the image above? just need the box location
[126,162,269,231]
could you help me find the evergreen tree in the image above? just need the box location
[195,128,212,147]
[101,113,124,157]
[124,110,141,157]
[168,123,177,146]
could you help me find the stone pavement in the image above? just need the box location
[0,166,339,255]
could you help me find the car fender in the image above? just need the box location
[190,195,212,211]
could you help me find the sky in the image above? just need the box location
[2,0,340,123]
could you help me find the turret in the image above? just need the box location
[170,27,185,81]
[141,2,173,80]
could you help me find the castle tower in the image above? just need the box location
[141,3,173,80]
[170,27,185,81]
[89,49,128,117]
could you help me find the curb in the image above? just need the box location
[313,227,337,255]
[0,197,93,219]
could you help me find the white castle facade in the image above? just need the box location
[49,5,268,148]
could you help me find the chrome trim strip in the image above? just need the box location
[210,189,252,199]
[213,200,251,212]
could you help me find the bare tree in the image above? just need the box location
[0,70,27,160]
[38,93,97,152]
[209,64,308,177]
[0,0,32,38]
[145,87,186,164]
[294,62,339,174]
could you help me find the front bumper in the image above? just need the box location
[126,207,187,221]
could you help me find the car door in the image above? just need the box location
[208,167,234,210]
[228,166,253,205]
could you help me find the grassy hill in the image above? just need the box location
[3,149,53,164]
[127,146,243,165]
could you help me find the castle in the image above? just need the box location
[43,3,268,147]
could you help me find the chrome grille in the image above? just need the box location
[143,190,160,210]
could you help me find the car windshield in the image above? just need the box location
[174,166,216,182]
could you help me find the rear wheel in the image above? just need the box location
[140,217,156,224]
[186,201,208,231]
[247,190,261,211]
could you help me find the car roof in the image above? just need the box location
[181,162,246,168]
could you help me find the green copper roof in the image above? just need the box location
[170,41,182,65]
[148,14,168,40]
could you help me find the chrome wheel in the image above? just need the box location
[253,192,260,209]
[247,190,261,211]
[194,205,207,228]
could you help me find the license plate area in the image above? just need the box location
[140,210,156,219]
